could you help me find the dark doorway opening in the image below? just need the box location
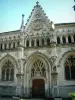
[32,79,45,98]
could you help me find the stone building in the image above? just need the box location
[0,1,75,98]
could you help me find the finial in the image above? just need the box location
[22,14,24,17]
[20,14,25,32]
[36,1,39,5]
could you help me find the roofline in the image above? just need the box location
[0,30,20,34]
[0,22,75,34]
[55,22,75,26]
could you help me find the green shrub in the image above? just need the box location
[69,93,75,100]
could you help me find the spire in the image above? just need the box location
[20,14,25,32]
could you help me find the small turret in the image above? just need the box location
[51,21,55,30]
[20,14,25,32]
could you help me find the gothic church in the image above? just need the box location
[0,2,75,98]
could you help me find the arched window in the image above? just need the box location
[47,38,50,45]
[26,40,29,47]
[73,35,75,42]
[9,43,11,49]
[62,36,66,44]
[68,35,71,43]
[13,42,15,48]
[1,60,14,81]
[42,38,44,46]
[31,59,46,77]
[10,68,14,81]
[6,68,9,81]
[36,39,39,47]
[0,43,2,50]
[64,55,75,80]
[31,39,34,47]
[4,43,7,49]
[57,37,60,44]
[2,69,5,80]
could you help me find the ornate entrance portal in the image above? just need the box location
[32,79,45,97]
[25,54,50,98]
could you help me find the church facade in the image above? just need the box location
[0,2,75,98]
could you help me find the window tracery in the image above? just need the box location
[31,59,46,77]
[64,55,75,80]
[1,60,14,81]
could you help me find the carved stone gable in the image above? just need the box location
[25,3,54,35]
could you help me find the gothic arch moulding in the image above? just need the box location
[58,50,75,67]
[25,52,51,73]
[0,54,18,68]
[24,52,51,97]
[0,54,18,81]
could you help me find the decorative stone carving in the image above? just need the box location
[35,13,41,18]
[50,56,57,66]
[24,51,28,58]
[32,19,43,31]
[47,49,52,54]
[15,52,19,57]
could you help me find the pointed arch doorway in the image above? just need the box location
[25,53,51,98]
[32,79,45,98]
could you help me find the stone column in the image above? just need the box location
[16,58,25,96]
[16,73,24,96]
[24,62,27,96]
[44,38,47,45]
[39,38,42,46]
[66,36,68,43]
[29,39,31,47]
[15,42,17,48]
[60,36,63,44]
[71,35,74,43]
[34,39,37,47]
[50,56,58,97]
[2,43,4,50]
[7,43,9,49]
[11,43,13,49]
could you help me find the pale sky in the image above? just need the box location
[0,0,75,33]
